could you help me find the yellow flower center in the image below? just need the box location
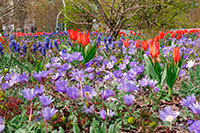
[85,92,90,98]
[116,59,123,65]
[85,102,89,107]
[165,115,173,122]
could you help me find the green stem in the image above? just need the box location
[105,119,107,133]
[44,120,48,133]
[168,87,173,98]
[120,44,123,58]
[29,101,32,122]
[80,81,83,102]
[169,122,172,131]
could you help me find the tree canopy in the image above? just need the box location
[63,0,199,38]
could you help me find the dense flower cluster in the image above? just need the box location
[0,29,199,132]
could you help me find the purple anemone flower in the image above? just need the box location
[82,86,97,99]
[99,110,106,120]
[139,76,149,87]
[70,69,86,82]
[33,71,48,81]
[18,73,29,82]
[113,70,122,79]
[153,87,160,93]
[107,61,115,69]
[21,88,36,101]
[101,89,115,100]
[188,120,200,133]
[123,94,135,106]
[83,104,94,114]
[0,116,4,132]
[60,53,71,61]
[70,52,83,61]
[129,61,138,67]
[188,102,200,115]
[2,83,10,89]
[103,72,112,81]
[178,69,186,77]
[148,79,157,88]
[66,87,80,100]
[159,106,180,122]
[88,73,95,80]
[35,85,44,96]
[55,80,68,93]
[39,95,54,107]
[181,94,196,108]
[118,81,139,92]
[41,107,58,121]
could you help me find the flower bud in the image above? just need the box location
[127,116,135,124]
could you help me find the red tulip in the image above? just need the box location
[122,39,129,48]
[0,36,4,44]
[81,31,90,47]
[154,36,159,42]
[173,47,181,64]
[176,34,181,40]
[68,29,79,41]
[77,32,83,44]
[141,41,149,51]
[159,32,165,39]
[135,40,139,48]
[150,41,160,58]
[130,31,133,35]
[171,33,176,38]
[150,41,160,64]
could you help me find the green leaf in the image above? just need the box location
[99,123,106,133]
[161,63,167,85]
[15,128,26,133]
[89,126,95,133]
[108,124,118,133]
[73,117,80,133]
[91,118,100,133]
[144,56,159,82]
[84,45,96,63]
[59,126,65,133]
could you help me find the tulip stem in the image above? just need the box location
[168,87,173,98]
[29,101,32,122]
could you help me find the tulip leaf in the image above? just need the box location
[144,56,160,82]
[84,45,96,63]
[161,63,167,85]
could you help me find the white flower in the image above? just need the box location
[106,109,115,117]
[186,60,195,69]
